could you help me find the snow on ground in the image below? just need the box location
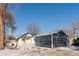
[0,45,79,56]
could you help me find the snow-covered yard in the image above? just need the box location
[0,45,79,56]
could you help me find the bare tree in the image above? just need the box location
[63,18,79,39]
[71,19,79,38]
[27,23,41,36]
[4,11,16,36]
[0,3,16,49]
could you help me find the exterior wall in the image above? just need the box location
[17,37,35,47]
[52,31,69,47]
[17,38,24,47]
[25,37,35,45]
[34,35,51,48]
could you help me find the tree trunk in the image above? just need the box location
[0,15,4,49]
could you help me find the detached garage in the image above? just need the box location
[34,30,69,48]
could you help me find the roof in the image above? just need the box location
[17,32,32,39]
[36,30,66,37]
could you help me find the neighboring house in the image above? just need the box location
[34,30,69,48]
[17,32,35,47]
[72,37,79,46]
[4,36,17,49]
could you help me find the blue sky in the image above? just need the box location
[8,3,79,36]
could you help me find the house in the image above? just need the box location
[17,32,35,47]
[34,30,69,48]
[4,36,17,49]
[17,30,70,48]
[72,37,79,46]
